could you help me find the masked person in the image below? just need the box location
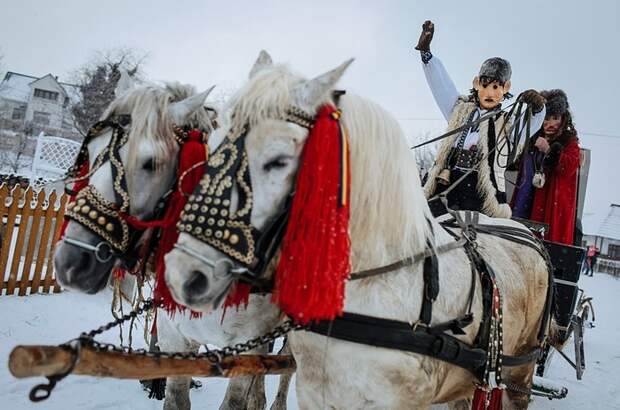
[415,20,546,218]
[519,90,580,245]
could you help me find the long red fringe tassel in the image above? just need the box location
[472,386,503,410]
[151,130,207,317]
[272,105,351,324]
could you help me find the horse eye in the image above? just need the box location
[263,156,290,172]
[142,158,156,172]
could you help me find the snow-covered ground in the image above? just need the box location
[1,273,619,409]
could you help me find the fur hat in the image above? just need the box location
[478,57,512,84]
[541,89,569,116]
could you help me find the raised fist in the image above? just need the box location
[415,20,434,52]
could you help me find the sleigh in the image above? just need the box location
[535,238,594,399]
[510,147,594,400]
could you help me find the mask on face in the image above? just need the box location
[473,76,511,110]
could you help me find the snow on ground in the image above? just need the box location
[1,273,619,409]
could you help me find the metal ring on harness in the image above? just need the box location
[173,243,249,279]
[62,237,116,263]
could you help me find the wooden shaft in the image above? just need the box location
[9,345,296,380]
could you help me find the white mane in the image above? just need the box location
[340,94,433,271]
[102,83,215,172]
[216,64,433,271]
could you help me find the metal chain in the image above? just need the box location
[77,298,306,363]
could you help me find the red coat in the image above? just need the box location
[530,138,580,245]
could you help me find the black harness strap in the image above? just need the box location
[308,311,540,381]
[419,220,440,325]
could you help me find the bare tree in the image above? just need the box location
[70,47,148,135]
[0,131,31,174]
[412,131,437,180]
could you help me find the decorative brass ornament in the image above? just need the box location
[65,185,130,252]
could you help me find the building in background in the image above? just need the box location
[583,203,620,275]
[0,71,81,140]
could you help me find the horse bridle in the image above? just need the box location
[63,117,208,269]
[174,105,315,288]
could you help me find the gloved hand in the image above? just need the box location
[520,89,546,113]
[415,20,434,52]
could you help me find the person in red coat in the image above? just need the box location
[529,89,580,244]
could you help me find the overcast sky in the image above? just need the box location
[1,0,619,233]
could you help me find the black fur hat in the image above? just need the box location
[478,57,512,84]
[541,89,569,116]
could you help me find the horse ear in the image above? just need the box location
[293,58,354,110]
[249,50,273,79]
[114,69,134,97]
[168,85,216,125]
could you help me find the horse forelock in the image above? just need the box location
[223,64,333,135]
[102,83,213,173]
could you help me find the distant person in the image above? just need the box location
[585,246,600,277]
[414,20,546,218]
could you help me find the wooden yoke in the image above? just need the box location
[9,345,296,380]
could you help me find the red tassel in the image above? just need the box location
[152,133,207,318]
[472,386,503,410]
[272,105,351,324]
[472,386,489,410]
[488,387,503,410]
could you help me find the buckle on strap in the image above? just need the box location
[430,334,461,362]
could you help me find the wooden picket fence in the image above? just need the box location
[0,183,67,295]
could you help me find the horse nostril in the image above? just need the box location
[185,270,209,296]
[74,250,92,273]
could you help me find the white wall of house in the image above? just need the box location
[0,72,80,137]
[25,75,73,130]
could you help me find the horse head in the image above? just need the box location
[55,73,216,294]
[164,51,430,318]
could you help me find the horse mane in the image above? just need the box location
[102,82,215,172]
[340,94,433,270]
[221,64,433,270]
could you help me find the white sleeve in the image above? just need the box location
[422,55,460,121]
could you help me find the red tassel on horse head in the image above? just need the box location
[272,104,351,324]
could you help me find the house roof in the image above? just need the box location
[0,71,80,104]
[598,204,620,240]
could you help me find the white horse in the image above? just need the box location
[164,51,550,409]
[54,75,289,410]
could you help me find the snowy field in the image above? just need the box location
[1,273,619,409]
